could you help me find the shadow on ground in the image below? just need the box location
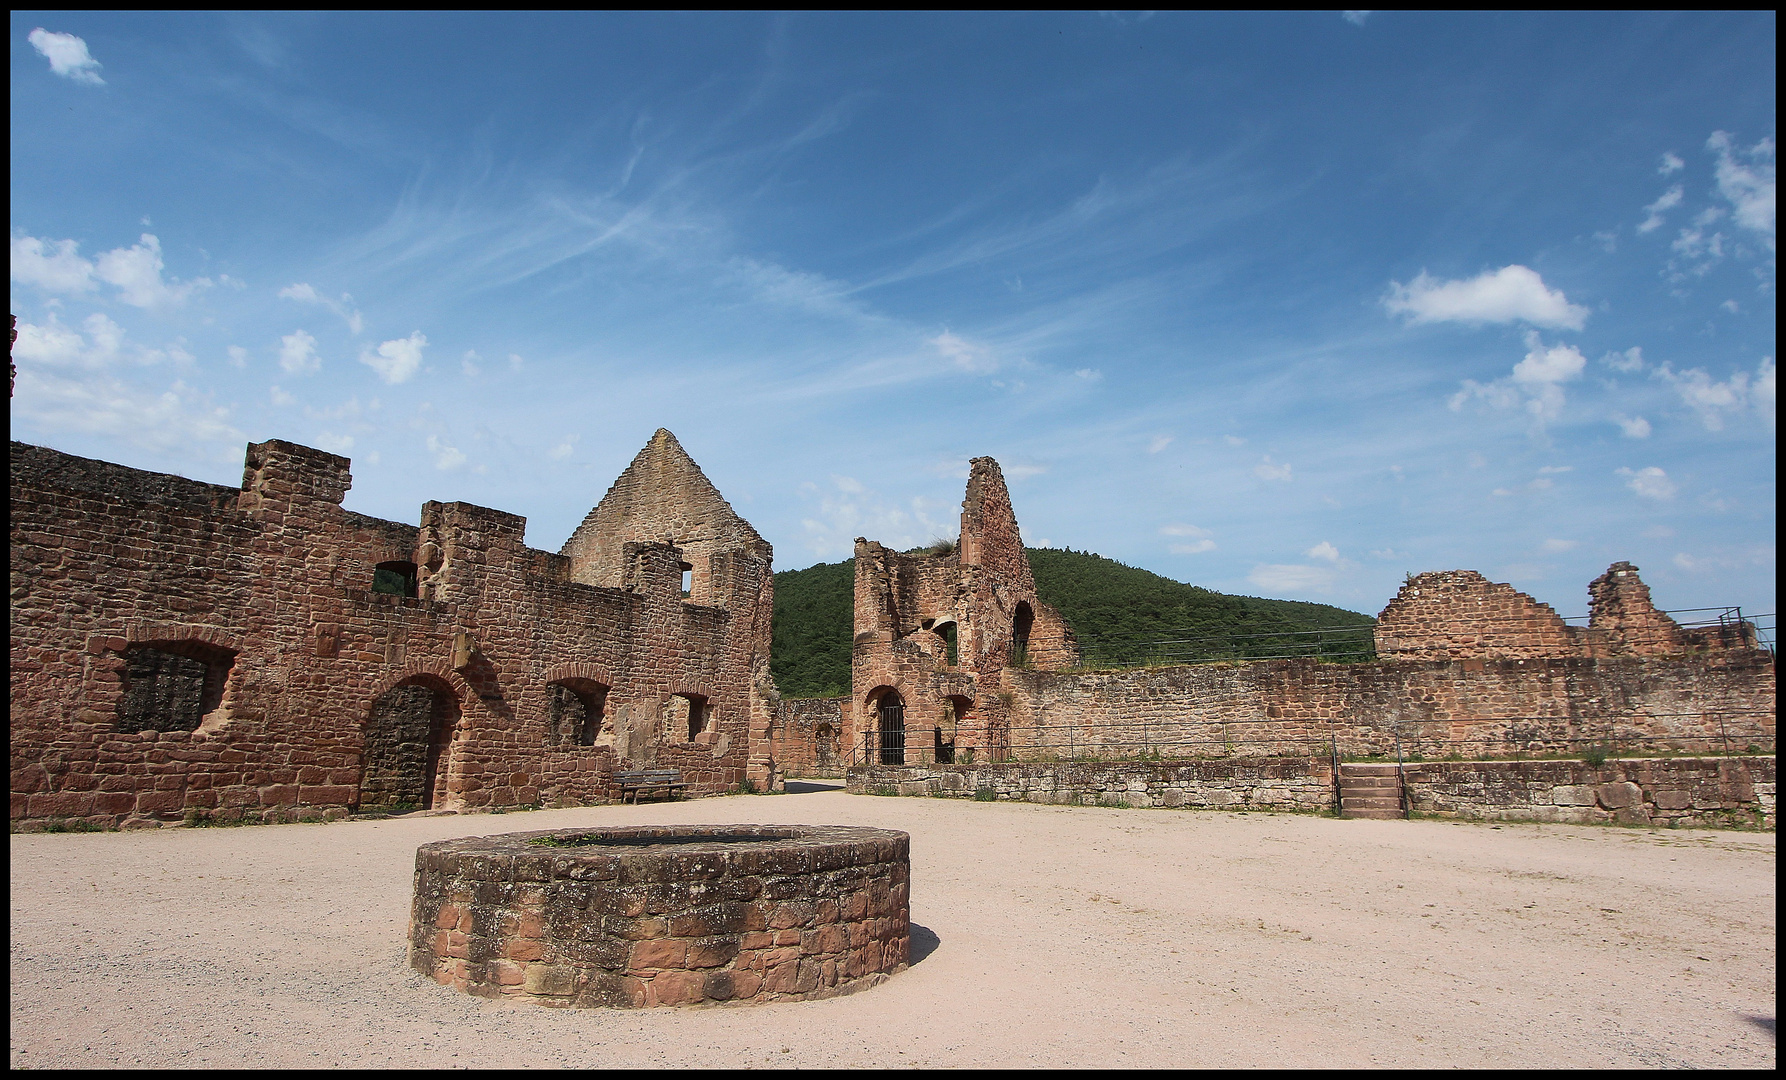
[784,780,845,794]
[909,924,940,966]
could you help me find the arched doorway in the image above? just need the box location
[877,690,906,766]
[361,677,459,811]
[814,723,837,768]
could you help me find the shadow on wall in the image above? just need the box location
[783,779,844,794]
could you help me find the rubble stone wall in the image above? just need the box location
[11,430,776,829]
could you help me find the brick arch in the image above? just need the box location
[366,660,476,708]
[111,621,248,655]
[860,677,917,712]
[542,660,616,689]
[669,680,716,701]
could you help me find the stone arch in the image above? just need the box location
[865,684,907,766]
[1012,601,1035,667]
[361,672,464,812]
[542,660,616,689]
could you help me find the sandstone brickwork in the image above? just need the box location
[10,429,778,829]
[772,696,851,777]
[850,457,1078,765]
[408,824,910,1007]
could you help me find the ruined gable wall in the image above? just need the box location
[557,429,770,597]
[1374,571,1583,660]
[1586,561,1692,656]
[12,435,767,828]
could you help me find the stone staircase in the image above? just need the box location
[1338,763,1405,820]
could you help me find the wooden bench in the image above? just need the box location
[614,769,687,804]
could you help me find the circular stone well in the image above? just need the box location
[409,824,910,1007]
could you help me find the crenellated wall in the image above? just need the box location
[10,429,778,829]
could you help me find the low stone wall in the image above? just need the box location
[1403,756,1775,828]
[409,824,910,1008]
[847,755,1776,829]
[849,759,1334,811]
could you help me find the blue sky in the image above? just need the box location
[10,12,1776,621]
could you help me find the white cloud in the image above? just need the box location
[929,330,998,374]
[1254,455,1292,482]
[1147,435,1174,454]
[1617,466,1676,500]
[1169,539,1216,555]
[8,313,199,374]
[278,329,320,375]
[1451,334,1586,424]
[1613,414,1651,439]
[426,434,466,470]
[798,476,954,559]
[1159,523,1212,538]
[1247,564,1334,594]
[1222,435,1246,447]
[1074,367,1102,381]
[1385,265,1588,331]
[227,345,248,369]
[1602,347,1645,373]
[1541,538,1578,553]
[95,234,210,308]
[1637,185,1683,233]
[549,435,578,460]
[13,367,245,458]
[278,282,363,334]
[1707,131,1775,241]
[315,432,354,454]
[461,350,482,377]
[270,385,295,406]
[1654,356,1776,430]
[360,331,427,384]
[1305,541,1340,562]
[1342,11,1371,26]
[11,235,96,292]
[508,353,524,370]
[1536,464,1573,474]
[28,29,104,85]
[1659,152,1685,176]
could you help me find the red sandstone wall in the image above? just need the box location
[1374,571,1583,660]
[11,433,775,828]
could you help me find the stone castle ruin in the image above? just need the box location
[11,429,778,828]
[816,458,1774,781]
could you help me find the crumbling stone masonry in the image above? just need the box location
[849,457,1079,765]
[845,458,1773,771]
[409,824,910,1007]
[10,429,779,829]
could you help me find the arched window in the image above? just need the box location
[362,677,458,811]
[876,690,906,766]
[547,680,610,746]
[372,561,418,598]
[814,723,837,767]
[1012,602,1034,668]
[118,641,236,734]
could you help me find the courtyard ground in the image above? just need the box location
[9,785,1775,1069]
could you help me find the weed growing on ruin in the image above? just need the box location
[731,780,760,795]
[26,818,105,834]
[1582,746,1610,767]
[973,788,998,801]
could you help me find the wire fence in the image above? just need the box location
[848,710,1775,768]
[1059,607,1773,671]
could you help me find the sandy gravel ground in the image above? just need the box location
[9,786,1775,1069]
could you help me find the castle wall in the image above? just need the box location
[11,431,775,829]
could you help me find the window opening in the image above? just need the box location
[1012,602,1034,668]
[669,693,710,741]
[372,561,418,598]
[938,621,959,666]
[118,642,235,734]
[680,562,694,599]
[548,681,609,746]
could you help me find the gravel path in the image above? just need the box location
[10,787,1775,1068]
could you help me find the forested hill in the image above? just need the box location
[770,549,1376,699]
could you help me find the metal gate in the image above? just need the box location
[878,694,906,765]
